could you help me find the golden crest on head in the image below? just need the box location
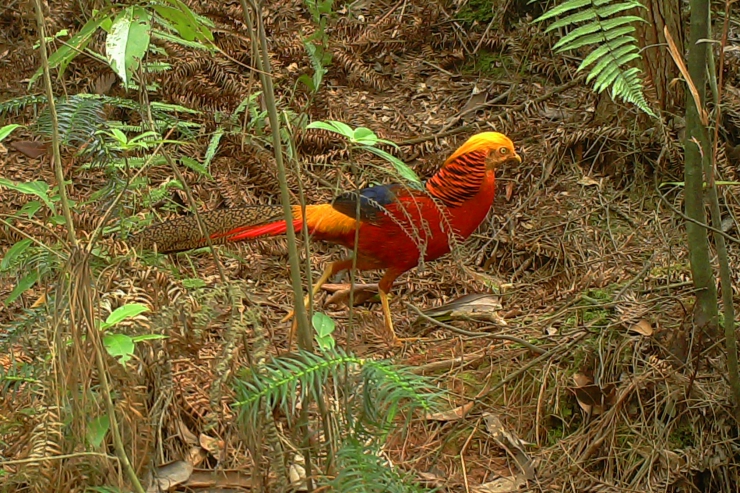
[445,131,520,166]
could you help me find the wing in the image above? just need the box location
[331,183,420,224]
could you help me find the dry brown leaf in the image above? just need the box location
[146,460,193,493]
[425,401,473,421]
[473,475,526,492]
[93,72,117,95]
[573,373,592,387]
[11,141,47,159]
[199,433,224,454]
[420,293,504,325]
[176,419,198,445]
[577,175,600,187]
[31,292,46,309]
[324,283,380,307]
[186,447,207,467]
[629,319,654,336]
[289,454,307,491]
[571,377,617,416]
[483,413,534,479]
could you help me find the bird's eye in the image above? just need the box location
[499,147,509,155]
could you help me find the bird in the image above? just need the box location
[131,131,521,345]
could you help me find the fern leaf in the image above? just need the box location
[580,35,635,69]
[535,0,610,22]
[536,0,656,118]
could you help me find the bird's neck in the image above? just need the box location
[425,150,490,207]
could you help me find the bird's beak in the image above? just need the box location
[511,153,522,164]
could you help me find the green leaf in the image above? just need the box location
[182,278,206,288]
[204,127,223,168]
[362,146,421,184]
[157,0,213,42]
[18,201,42,219]
[1,239,33,271]
[353,127,378,146]
[151,4,197,41]
[29,14,110,87]
[297,74,316,92]
[0,124,21,142]
[180,157,212,178]
[87,414,110,448]
[6,271,39,305]
[131,334,168,342]
[106,6,151,88]
[101,303,149,330]
[0,178,55,214]
[306,120,354,139]
[312,312,335,338]
[103,333,135,365]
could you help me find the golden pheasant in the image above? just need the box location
[132,132,521,344]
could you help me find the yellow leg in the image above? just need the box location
[378,283,419,346]
[281,263,336,324]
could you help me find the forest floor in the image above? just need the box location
[1,0,740,492]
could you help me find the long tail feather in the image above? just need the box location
[130,205,300,253]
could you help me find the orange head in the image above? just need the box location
[444,132,521,171]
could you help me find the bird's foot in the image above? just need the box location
[389,335,421,346]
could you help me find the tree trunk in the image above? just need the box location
[637,0,685,115]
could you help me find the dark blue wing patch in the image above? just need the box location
[332,184,402,224]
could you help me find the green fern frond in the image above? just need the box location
[535,0,657,117]
[35,95,105,146]
[328,438,430,493]
[0,95,49,116]
[234,348,438,432]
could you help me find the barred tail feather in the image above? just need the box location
[130,205,296,253]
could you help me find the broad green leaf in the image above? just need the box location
[101,303,149,329]
[312,312,336,338]
[1,239,32,271]
[328,120,355,139]
[0,178,55,213]
[362,146,421,184]
[87,414,110,448]
[151,4,197,41]
[353,127,378,146]
[6,271,39,305]
[103,333,135,364]
[158,0,213,41]
[49,215,67,225]
[18,201,42,219]
[106,7,151,88]
[29,15,109,87]
[297,74,316,92]
[306,120,353,139]
[0,124,21,142]
[316,334,336,351]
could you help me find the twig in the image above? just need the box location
[656,183,740,244]
[614,256,654,301]
[32,0,76,246]
[406,303,546,354]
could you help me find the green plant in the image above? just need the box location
[306,121,421,184]
[234,347,438,491]
[98,303,166,365]
[534,0,656,117]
